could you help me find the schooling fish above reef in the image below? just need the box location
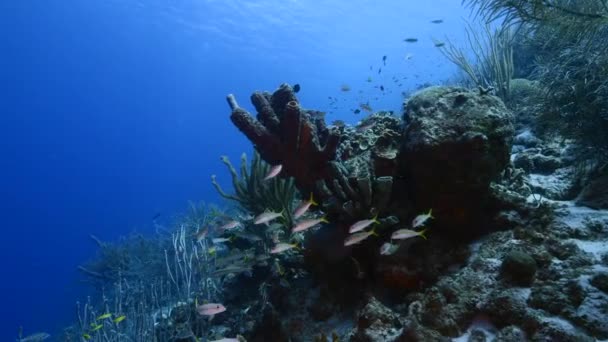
[113,315,126,324]
[360,103,373,113]
[349,214,379,233]
[254,210,283,225]
[391,228,427,240]
[292,216,328,233]
[294,193,318,219]
[270,242,298,254]
[404,38,418,43]
[356,122,375,132]
[97,313,112,320]
[380,242,400,255]
[264,164,282,181]
[430,19,444,24]
[344,228,378,246]
[218,220,240,231]
[412,209,434,228]
[197,303,226,316]
[195,227,209,242]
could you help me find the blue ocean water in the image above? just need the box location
[1,0,467,339]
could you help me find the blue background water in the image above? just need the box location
[1,1,467,339]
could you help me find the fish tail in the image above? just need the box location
[371,227,379,236]
[320,216,330,224]
[418,229,428,240]
[373,213,380,224]
[428,208,434,218]
[309,193,318,206]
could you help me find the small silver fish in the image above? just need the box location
[344,229,378,246]
[349,215,379,233]
[391,228,427,240]
[270,242,298,254]
[264,164,283,181]
[254,210,283,225]
[356,122,375,132]
[219,220,240,230]
[212,237,232,244]
[412,209,433,228]
[233,231,263,242]
[294,193,318,219]
[212,265,252,277]
[195,228,209,242]
[292,217,328,233]
[380,242,400,255]
[197,303,226,316]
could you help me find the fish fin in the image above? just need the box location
[309,193,318,206]
[370,227,379,236]
[280,209,285,218]
[373,213,380,224]
[321,216,329,224]
[208,314,215,323]
[418,229,428,240]
[428,208,434,218]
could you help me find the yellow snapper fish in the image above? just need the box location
[379,242,400,255]
[254,210,283,225]
[348,214,379,233]
[263,164,283,181]
[91,324,103,332]
[113,315,126,324]
[292,217,328,233]
[412,209,433,228]
[219,220,240,231]
[195,227,209,242]
[294,193,318,219]
[96,313,112,320]
[212,237,233,244]
[391,228,427,240]
[270,242,298,254]
[83,333,91,340]
[344,228,378,246]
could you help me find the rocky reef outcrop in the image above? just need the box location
[400,86,514,235]
[227,84,514,237]
[220,83,608,341]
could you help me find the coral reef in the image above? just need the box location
[400,86,514,235]
[227,85,339,197]
[212,151,298,228]
[227,84,514,238]
[59,78,608,342]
